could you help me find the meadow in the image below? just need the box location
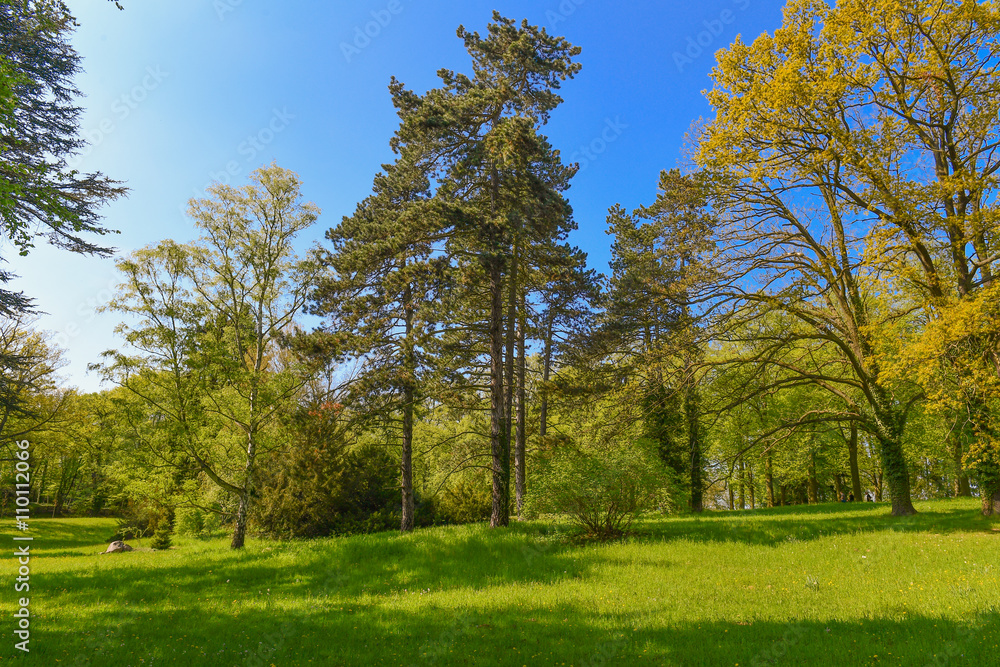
[1,499,998,666]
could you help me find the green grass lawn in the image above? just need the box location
[1,499,998,666]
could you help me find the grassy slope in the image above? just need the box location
[0,499,998,666]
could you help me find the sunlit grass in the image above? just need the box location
[1,498,998,665]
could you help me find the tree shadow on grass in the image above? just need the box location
[635,613,1000,667]
[33,522,593,611]
[4,593,998,666]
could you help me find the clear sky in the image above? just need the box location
[10,0,789,391]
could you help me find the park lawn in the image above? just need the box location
[0,498,998,666]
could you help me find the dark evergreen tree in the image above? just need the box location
[599,171,717,511]
[309,159,443,532]
[0,0,126,317]
[389,13,581,527]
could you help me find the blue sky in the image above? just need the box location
[10,0,789,391]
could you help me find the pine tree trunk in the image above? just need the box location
[514,301,526,517]
[400,282,415,532]
[500,243,518,525]
[401,394,414,531]
[847,422,863,502]
[488,254,509,528]
[540,312,553,439]
[504,266,516,446]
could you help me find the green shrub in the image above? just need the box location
[201,508,222,536]
[435,476,491,524]
[254,443,400,538]
[525,437,674,539]
[175,507,205,537]
[109,500,153,541]
[150,508,175,550]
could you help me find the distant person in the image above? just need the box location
[865,493,872,502]
[848,492,855,502]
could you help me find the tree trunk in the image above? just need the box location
[488,254,509,528]
[834,474,843,502]
[503,245,517,481]
[876,429,916,515]
[779,484,787,507]
[400,281,415,532]
[35,460,47,504]
[983,483,1000,516]
[738,459,746,510]
[728,481,735,511]
[514,299,526,517]
[232,428,258,549]
[765,451,775,507]
[400,391,414,531]
[540,311,553,439]
[966,396,1000,515]
[808,451,818,504]
[847,423,863,502]
[231,490,249,549]
[748,468,755,509]
[951,431,971,497]
[979,457,1000,515]
[52,460,80,518]
[686,380,703,513]
[89,453,105,516]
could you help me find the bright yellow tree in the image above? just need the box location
[700,0,1000,514]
